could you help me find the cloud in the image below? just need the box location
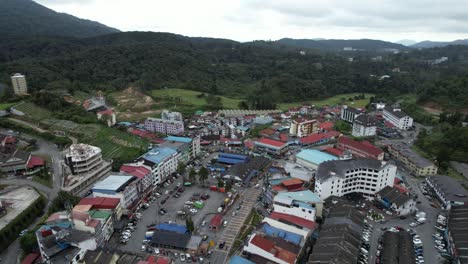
[34,0,468,42]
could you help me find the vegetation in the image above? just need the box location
[185,215,194,233]
[0,119,71,147]
[279,93,374,110]
[177,162,186,175]
[189,168,197,184]
[47,191,80,214]
[415,121,468,170]
[334,120,352,134]
[1,32,468,111]
[0,102,16,110]
[0,0,118,38]
[0,194,46,253]
[198,167,209,185]
[32,168,52,188]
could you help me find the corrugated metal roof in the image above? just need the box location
[165,136,192,143]
[156,223,188,234]
[142,147,177,164]
[262,223,303,245]
[276,190,323,203]
[92,175,134,192]
[229,256,256,264]
[296,149,337,164]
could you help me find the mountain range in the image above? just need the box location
[0,0,119,38]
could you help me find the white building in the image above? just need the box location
[91,174,140,215]
[315,158,396,200]
[161,110,183,121]
[289,118,318,138]
[144,117,184,135]
[11,73,28,95]
[352,114,377,137]
[273,195,316,222]
[63,144,112,195]
[383,105,413,130]
[340,105,361,123]
[97,109,116,127]
[262,217,311,240]
[139,147,180,185]
[376,186,416,216]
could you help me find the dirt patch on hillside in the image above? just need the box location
[113,87,157,112]
[422,102,468,115]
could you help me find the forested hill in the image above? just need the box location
[0,31,468,109]
[275,38,409,51]
[0,0,119,38]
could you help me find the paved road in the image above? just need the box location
[210,185,262,264]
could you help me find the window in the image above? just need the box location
[302,209,305,212]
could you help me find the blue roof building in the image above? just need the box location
[156,223,189,234]
[296,149,337,169]
[229,256,255,264]
[261,223,303,245]
[165,136,193,143]
[276,190,323,204]
[217,153,249,165]
[141,147,177,165]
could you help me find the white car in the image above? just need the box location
[185,201,193,205]
[164,190,169,195]
[409,222,419,227]
[190,208,198,214]
[180,254,186,262]
[154,248,160,254]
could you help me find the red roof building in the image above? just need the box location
[77,197,121,210]
[27,156,45,169]
[318,121,334,131]
[254,138,288,155]
[337,136,384,160]
[248,234,297,264]
[259,128,277,138]
[244,140,255,149]
[279,133,289,142]
[21,253,41,264]
[281,178,304,191]
[120,165,151,179]
[299,133,333,145]
[269,212,316,230]
[323,147,344,157]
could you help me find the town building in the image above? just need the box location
[254,138,288,156]
[383,105,413,130]
[96,109,116,127]
[262,217,312,240]
[337,136,384,160]
[120,164,153,198]
[144,110,184,135]
[224,156,270,183]
[295,149,337,170]
[275,190,323,218]
[447,205,468,263]
[71,207,114,247]
[340,105,361,123]
[273,195,316,222]
[298,132,335,146]
[76,197,123,222]
[315,159,397,200]
[308,196,365,264]
[63,144,112,195]
[11,73,28,95]
[289,118,319,138]
[283,162,314,182]
[243,234,298,264]
[425,175,468,209]
[91,174,140,216]
[376,186,416,216]
[164,135,201,159]
[385,142,437,176]
[352,114,377,137]
[139,147,179,185]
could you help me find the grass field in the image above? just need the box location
[13,102,52,121]
[0,102,17,110]
[151,88,242,110]
[278,93,374,111]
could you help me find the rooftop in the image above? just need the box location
[338,137,383,157]
[255,137,287,148]
[269,212,316,230]
[77,197,120,209]
[141,147,177,165]
[386,142,434,167]
[384,105,409,119]
[164,136,192,143]
[296,149,337,165]
[299,133,334,145]
[353,114,376,127]
[66,143,101,162]
[0,187,40,230]
[120,165,151,179]
[92,174,135,192]
[316,158,389,182]
[427,175,468,203]
[276,190,322,204]
[377,186,412,207]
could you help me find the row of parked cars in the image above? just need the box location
[358,222,373,264]
[433,213,451,263]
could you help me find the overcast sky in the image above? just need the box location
[36,0,468,42]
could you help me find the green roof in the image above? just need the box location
[89,210,112,220]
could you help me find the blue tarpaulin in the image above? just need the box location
[262,223,302,245]
[156,223,189,234]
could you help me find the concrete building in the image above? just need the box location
[275,190,324,218]
[352,114,376,137]
[386,142,437,176]
[273,195,316,222]
[425,175,468,209]
[289,118,319,138]
[63,144,112,195]
[161,110,183,122]
[91,174,140,216]
[254,138,288,156]
[383,105,413,130]
[11,73,28,95]
[139,147,179,185]
[340,105,361,123]
[283,162,314,182]
[295,149,337,170]
[243,234,298,264]
[96,109,116,127]
[337,136,384,160]
[120,164,153,197]
[376,186,416,216]
[145,110,184,135]
[164,135,201,159]
[315,159,396,200]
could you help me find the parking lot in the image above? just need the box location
[108,176,230,262]
[368,172,443,264]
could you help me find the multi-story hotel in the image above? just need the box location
[11,73,28,95]
[383,105,413,130]
[289,118,319,137]
[315,158,396,200]
[352,114,377,137]
[144,110,184,135]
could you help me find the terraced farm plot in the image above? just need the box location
[151,88,242,109]
[13,102,52,121]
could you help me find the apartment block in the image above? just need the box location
[383,105,413,130]
[11,73,28,95]
[386,142,437,176]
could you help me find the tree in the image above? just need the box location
[48,191,80,214]
[225,181,232,192]
[20,232,37,254]
[238,101,249,110]
[185,215,194,233]
[198,167,209,185]
[177,162,186,175]
[189,168,197,184]
[217,177,225,188]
